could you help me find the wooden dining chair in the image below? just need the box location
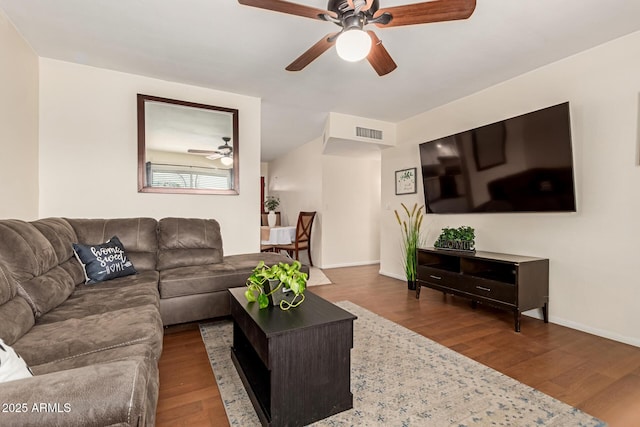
[260,244,275,253]
[274,211,316,266]
[260,225,274,253]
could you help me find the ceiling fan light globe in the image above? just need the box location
[220,156,234,166]
[336,29,371,62]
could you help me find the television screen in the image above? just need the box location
[419,102,576,214]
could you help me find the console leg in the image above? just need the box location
[416,283,421,299]
[542,303,549,323]
[514,311,521,333]
[471,300,477,309]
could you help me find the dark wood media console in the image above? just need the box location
[416,248,549,332]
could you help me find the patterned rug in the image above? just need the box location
[199,301,605,427]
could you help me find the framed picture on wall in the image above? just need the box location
[395,168,417,195]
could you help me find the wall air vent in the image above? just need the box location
[323,112,396,157]
[355,127,383,140]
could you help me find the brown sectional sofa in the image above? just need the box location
[0,217,302,426]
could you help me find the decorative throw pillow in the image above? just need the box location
[0,338,33,383]
[73,236,137,284]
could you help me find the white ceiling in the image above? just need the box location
[2,0,640,161]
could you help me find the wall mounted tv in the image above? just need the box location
[419,102,576,214]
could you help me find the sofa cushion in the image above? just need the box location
[67,218,159,271]
[18,260,80,318]
[0,220,79,318]
[158,263,238,298]
[37,271,159,325]
[31,342,156,375]
[13,304,163,367]
[73,236,137,284]
[0,220,58,282]
[31,218,78,267]
[157,218,223,270]
[0,296,34,345]
[0,262,35,345]
[0,338,33,383]
[223,252,308,273]
[0,358,154,427]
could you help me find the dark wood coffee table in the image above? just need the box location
[228,287,356,427]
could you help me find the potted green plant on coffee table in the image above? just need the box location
[245,260,307,310]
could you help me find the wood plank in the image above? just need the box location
[156,264,640,427]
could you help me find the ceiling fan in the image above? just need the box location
[237,0,476,76]
[188,137,234,165]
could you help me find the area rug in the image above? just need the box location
[307,266,331,286]
[199,301,605,427]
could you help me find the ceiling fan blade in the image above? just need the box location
[237,0,335,20]
[286,33,339,72]
[373,0,476,28]
[366,31,397,76]
[187,149,217,154]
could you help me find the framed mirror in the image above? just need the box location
[137,94,239,195]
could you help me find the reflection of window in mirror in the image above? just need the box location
[137,94,239,195]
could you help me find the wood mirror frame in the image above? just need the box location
[137,94,239,195]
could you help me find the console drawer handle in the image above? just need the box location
[429,275,442,280]
[476,286,491,292]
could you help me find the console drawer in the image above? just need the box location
[463,278,516,304]
[417,266,461,288]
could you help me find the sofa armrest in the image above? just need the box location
[0,359,150,427]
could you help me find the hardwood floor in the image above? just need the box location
[156,265,640,426]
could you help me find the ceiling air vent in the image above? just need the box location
[355,126,383,140]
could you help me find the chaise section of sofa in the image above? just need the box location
[156,218,309,325]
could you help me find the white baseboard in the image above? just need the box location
[543,315,640,348]
[379,270,405,282]
[320,260,380,269]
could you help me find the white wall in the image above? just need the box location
[0,10,39,219]
[268,137,381,268]
[38,59,261,255]
[381,31,640,347]
[268,138,324,265]
[321,153,381,268]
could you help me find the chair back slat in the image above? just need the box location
[295,211,316,244]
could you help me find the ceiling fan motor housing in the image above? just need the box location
[328,0,379,21]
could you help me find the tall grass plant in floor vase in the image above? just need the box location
[394,203,425,290]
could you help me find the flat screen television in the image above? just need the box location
[419,102,576,214]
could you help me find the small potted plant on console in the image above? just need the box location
[434,226,475,252]
[245,260,307,310]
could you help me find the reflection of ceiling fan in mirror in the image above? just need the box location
[188,137,234,166]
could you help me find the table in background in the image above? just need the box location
[260,225,296,245]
